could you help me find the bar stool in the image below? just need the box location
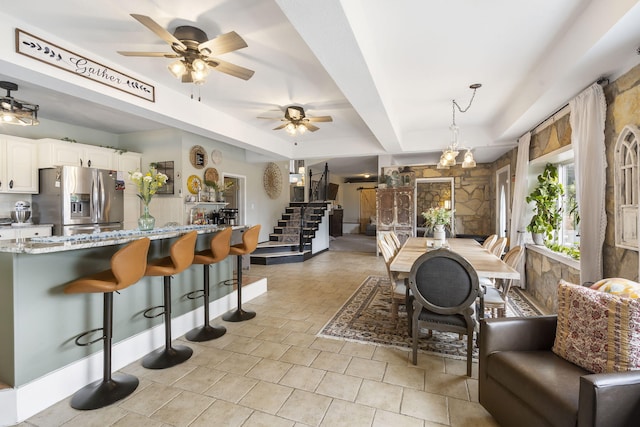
[223,224,261,322]
[186,227,232,342]
[64,237,151,410]
[142,231,197,369]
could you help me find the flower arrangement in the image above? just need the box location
[128,165,168,205]
[421,207,453,229]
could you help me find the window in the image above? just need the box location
[559,162,579,247]
[614,125,640,251]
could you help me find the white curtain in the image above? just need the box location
[569,83,607,284]
[509,132,531,288]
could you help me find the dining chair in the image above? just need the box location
[483,246,524,317]
[383,232,400,256]
[482,234,497,250]
[491,237,507,258]
[377,236,407,322]
[407,248,483,376]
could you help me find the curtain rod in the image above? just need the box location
[525,77,609,137]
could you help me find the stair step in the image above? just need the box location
[250,249,313,265]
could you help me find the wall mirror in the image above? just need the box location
[415,177,455,236]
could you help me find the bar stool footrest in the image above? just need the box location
[142,344,193,369]
[70,373,139,410]
[222,278,238,287]
[185,324,227,342]
[74,328,105,347]
[222,308,256,322]
[143,305,165,319]
[186,289,205,300]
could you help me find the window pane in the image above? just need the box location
[561,163,579,246]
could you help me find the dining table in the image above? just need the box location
[389,237,520,280]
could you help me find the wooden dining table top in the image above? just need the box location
[389,237,520,280]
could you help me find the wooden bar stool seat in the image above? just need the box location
[186,227,232,342]
[223,224,261,322]
[142,231,197,369]
[64,237,151,410]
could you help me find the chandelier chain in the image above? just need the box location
[451,86,479,126]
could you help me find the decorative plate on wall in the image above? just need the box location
[263,162,283,199]
[204,167,219,185]
[187,175,202,194]
[189,145,207,169]
[211,149,223,165]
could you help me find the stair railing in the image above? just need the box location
[299,163,330,251]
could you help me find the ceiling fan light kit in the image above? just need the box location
[438,83,481,169]
[0,81,39,126]
[259,105,333,136]
[119,14,255,85]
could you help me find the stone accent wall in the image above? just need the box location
[526,249,580,313]
[410,164,493,236]
[603,63,640,280]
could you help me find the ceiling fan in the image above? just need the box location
[259,106,333,135]
[118,14,254,84]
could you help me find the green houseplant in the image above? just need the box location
[526,163,564,245]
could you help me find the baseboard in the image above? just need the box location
[0,278,267,427]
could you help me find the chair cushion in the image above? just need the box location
[487,350,586,427]
[590,278,640,298]
[483,286,504,305]
[553,280,640,373]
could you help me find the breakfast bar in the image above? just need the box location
[0,225,266,422]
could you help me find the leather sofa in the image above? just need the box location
[479,316,640,427]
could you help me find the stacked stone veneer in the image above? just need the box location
[526,249,580,313]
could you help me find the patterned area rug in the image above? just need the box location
[318,275,543,360]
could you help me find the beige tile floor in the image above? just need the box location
[22,250,499,427]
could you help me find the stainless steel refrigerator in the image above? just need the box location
[32,166,124,236]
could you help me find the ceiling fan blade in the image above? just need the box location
[273,123,289,130]
[307,116,333,123]
[130,14,187,51]
[117,51,180,58]
[198,31,248,55]
[207,58,254,80]
[257,116,282,120]
[303,123,320,132]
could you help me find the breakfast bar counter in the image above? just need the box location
[0,224,265,425]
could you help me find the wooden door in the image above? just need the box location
[360,188,376,233]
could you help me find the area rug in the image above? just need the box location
[318,275,543,360]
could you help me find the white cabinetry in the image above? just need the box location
[38,139,116,169]
[0,226,52,241]
[0,136,38,193]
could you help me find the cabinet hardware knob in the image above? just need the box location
[9,180,13,189]
[88,159,92,167]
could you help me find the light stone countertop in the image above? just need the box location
[0,224,244,254]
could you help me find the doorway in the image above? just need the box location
[359,188,376,234]
[496,165,511,239]
[222,174,246,225]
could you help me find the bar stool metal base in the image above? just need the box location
[222,308,256,322]
[70,373,138,410]
[185,324,227,342]
[142,345,193,369]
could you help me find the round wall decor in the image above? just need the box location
[204,167,219,186]
[211,149,223,164]
[263,162,283,199]
[189,145,208,169]
[187,175,202,194]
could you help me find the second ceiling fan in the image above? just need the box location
[260,106,333,135]
[118,14,254,84]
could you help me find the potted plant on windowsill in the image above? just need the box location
[526,163,564,245]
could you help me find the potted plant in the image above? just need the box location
[205,179,233,202]
[421,206,453,241]
[526,163,564,245]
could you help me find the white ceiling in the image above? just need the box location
[1,0,640,178]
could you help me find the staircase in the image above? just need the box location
[251,202,329,265]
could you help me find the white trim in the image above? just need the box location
[0,278,267,426]
[495,165,510,238]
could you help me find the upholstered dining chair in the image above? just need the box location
[407,248,483,376]
[377,236,407,322]
[483,246,524,317]
[482,234,497,251]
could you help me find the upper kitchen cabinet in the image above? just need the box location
[0,135,38,193]
[38,138,117,169]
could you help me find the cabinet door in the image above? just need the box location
[395,189,414,227]
[83,146,113,169]
[5,139,38,193]
[377,189,395,227]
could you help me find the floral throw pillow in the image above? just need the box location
[553,280,640,373]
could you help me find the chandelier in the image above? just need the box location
[438,83,481,169]
[0,81,39,126]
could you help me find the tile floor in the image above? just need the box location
[22,250,499,427]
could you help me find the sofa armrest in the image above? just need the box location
[480,315,558,356]
[578,371,640,427]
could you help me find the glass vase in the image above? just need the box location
[138,204,155,231]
